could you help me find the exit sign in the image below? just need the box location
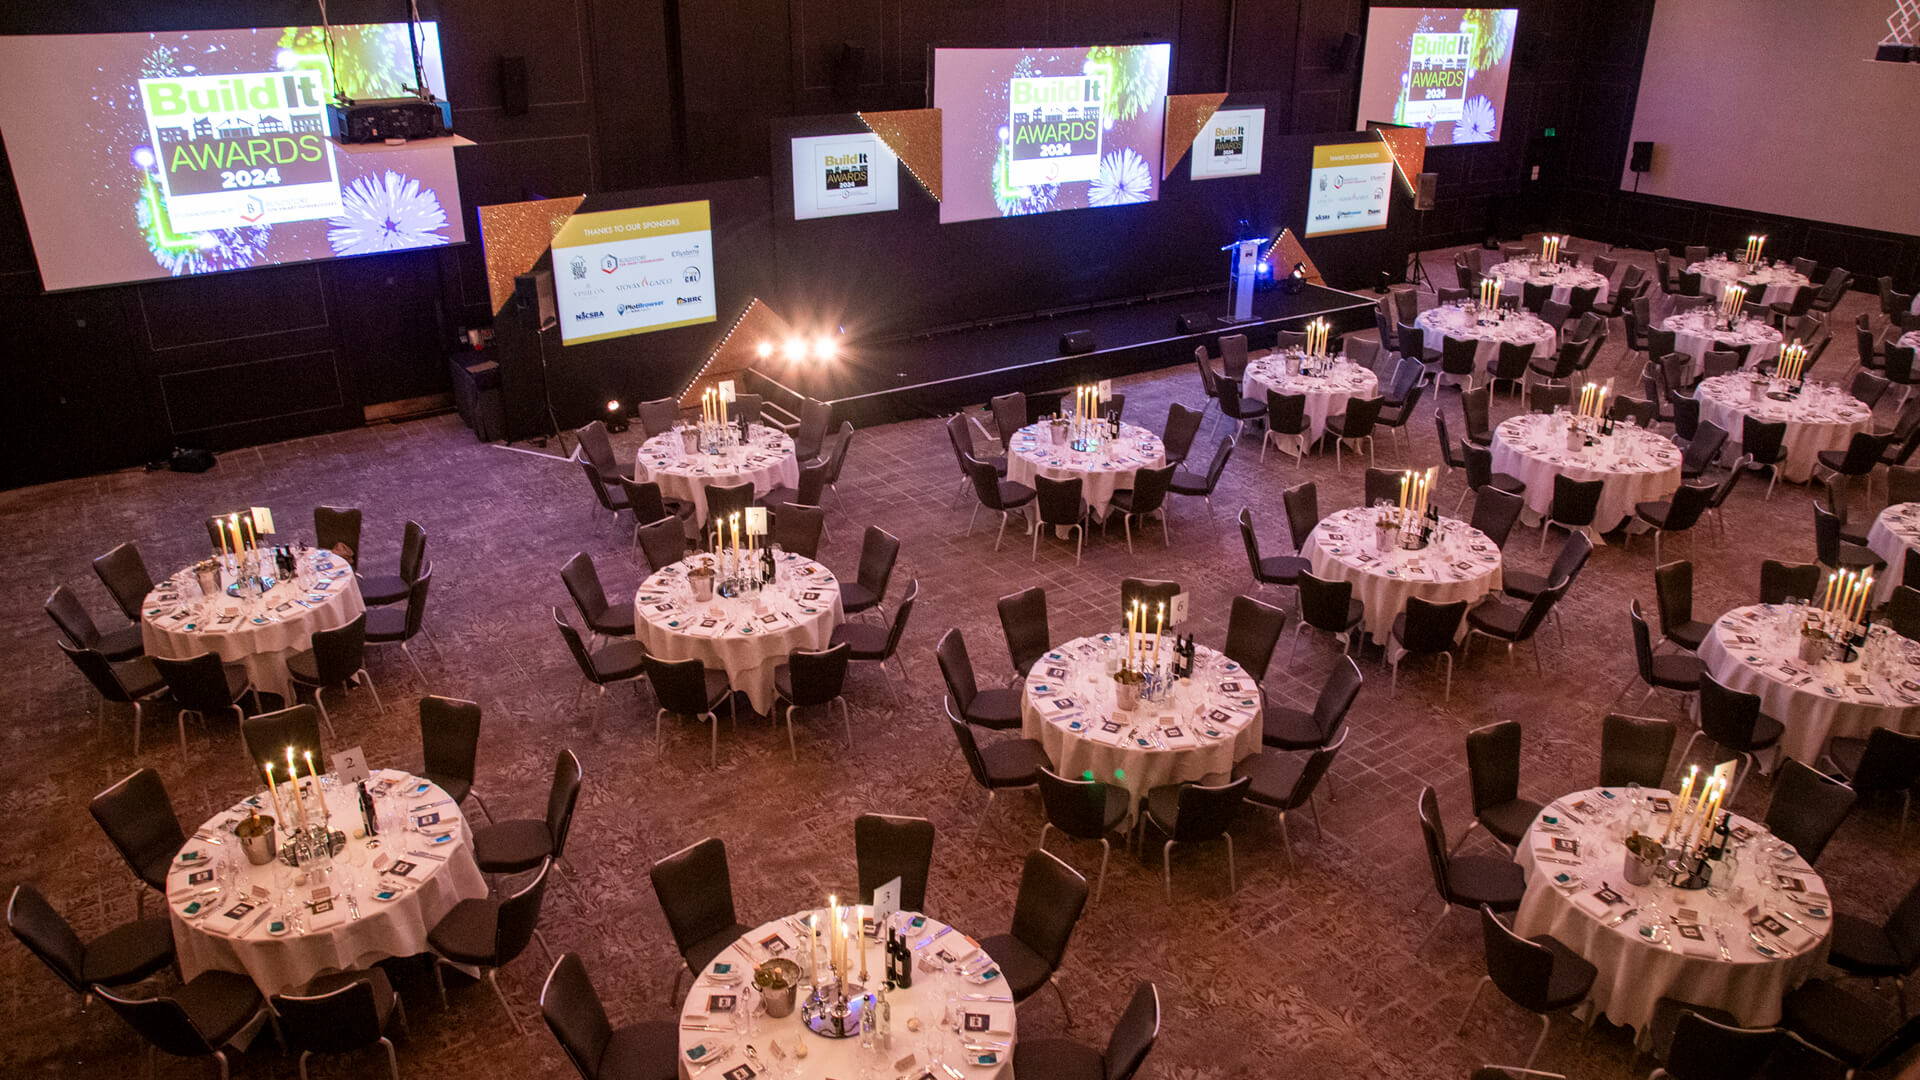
[1543,127,1557,137]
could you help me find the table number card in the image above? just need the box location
[250,507,276,534]
[744,506,768,535]
[332,747,371,786]
[1169,591,1190,627]
[873,877,902,925]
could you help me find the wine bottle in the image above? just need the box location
[761,541,776,584]
[894,930,912,989]
[358,781,378,837]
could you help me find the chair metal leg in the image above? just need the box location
[1051,974,1075,1029]
[839,697,853,748]
[298,1049,312,1080]
[382,1036,399,1080]
[707,709,719,767]
[487,967,525,1035]
[1094,838,1110,908]
[1162,839,1176,903]
[1456,974,1491,1034]
[216,1049,230,1080]
[536,928,557,966]
[132,700,144,756]
[784,703,798,761]
[358,667,385,715]
[1418,906,1453,952]
[177,707,190,758]
[402,641,428,685]
[433,957,449,1009]
[1449,819,1484,857]
[1525,1013,1554,1072]
[1278,812,1295,872]
[313,690,337,738]
[1225,833,1237,894]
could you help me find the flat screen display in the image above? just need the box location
[1304,142,1395,237]
[1355,8,1519,145]
[790,132,900,221]
[932,44,1172,224]
[550,201,716,345]
[0,24,465,291]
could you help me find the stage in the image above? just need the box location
[745,281,1382,428]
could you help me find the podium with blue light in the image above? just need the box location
[1219,234,1274,324]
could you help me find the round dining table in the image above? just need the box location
[1243,352,1380,445]
[1698,603,1920,767]
[1490,414,1682,536]
[633,550,843,715]
[1687,258,1810,307]
[1489,259,1611,308]
[1868,503,1920,604]
[1415,305,1558,374]
[141,550,365,703]
[635,425,799,529]
[1020,633,1262,829]
[1693,374,1874,484]
[1004,422,1165,521]
[1299,506,1504,645]
[167,768,487,994]
[1661,310,1784,380]
[1514,785,1831,1033]
[675,909,1015,1080]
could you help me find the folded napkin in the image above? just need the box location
[1753,912,1818,953]
[1671,921,1720,958]
[203,900,264,937]
[1572,886,1627,920]
[959,1006,1015,1037]
[1158,724,1198,749]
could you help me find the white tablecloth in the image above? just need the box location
[1489,260,1611,307]
[1491,415,1683,535]
[1694,375,1873,484]
[168,769,487,994]
[633,551,843,714]
[1687,259,1810,308]
[1005,423,1165,520]
[1020,635,1262,829]
[1416,306,1557,373]
[1699,604,1920,766]
[636,426,799,528]
[675,911,1013,1080]
[1514,786,1830,1032]
[1300,506,1503,644]
[1868,503,1920,604]
[1662,311,1784,380]
[141,553,365,702]
[1243,354,1379,444]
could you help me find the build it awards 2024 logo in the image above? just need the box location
[137,70,342,232]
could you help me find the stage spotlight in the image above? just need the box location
[604,399,629,433]
[756,341,774,359]
[813,335,836,360]
[1257,260,1271,278]
[783,337,809,361]
[1282,262,1306,295]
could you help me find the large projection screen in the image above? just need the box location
[933,44,1172,224]
[1356,9,1518,146]
[0,24,465,292]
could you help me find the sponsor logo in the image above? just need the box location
[1366,208,1383,217]
[600,254,619,273]
[573,309,604,321]
[676,295,705,305]
[671,245,701,259]
[1336,209,1362,219]
[683,266,702,283]
[1313,213,1331,222]
[1318,177,1327,191]
[617,301,666,314]
[570,256,588,280]
[599,254,666,274]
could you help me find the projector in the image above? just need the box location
[327,97,453,143]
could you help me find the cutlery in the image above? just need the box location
[1773,908,1818,935]
[960,993,1013,1003]
[940,1062,967,1080]
[1603,907,1638,928]
[347,893,360,921]
[680,1023,731,1032]
[242,906,275,935]
[1714,927,1733,962]
[1749,929,1791,957]
[690,1047,734,1075]
[914,925,952,951]
[405,850,448,862]
[1536,854,1581,866]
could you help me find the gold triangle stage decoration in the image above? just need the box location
[859,109,942,202]
[1376,125,1428,191]
[678,299,797,409]
[478,195,586,316]
[1269,229,1325,287]
[1162,93,1228,180]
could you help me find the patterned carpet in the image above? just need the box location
[4,242,1916,1079]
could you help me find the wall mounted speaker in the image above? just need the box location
[1332,32,1361,73]
[514,269,555,327]
[1059,329,1095,355]
[499,56,529,117]
[1630,141,1654,173]
[1414,172,1438,211]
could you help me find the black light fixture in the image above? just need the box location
[604,398,629,433]
[1282,262,1306,295]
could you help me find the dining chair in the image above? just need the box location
[964,454,1037,550]
[1160,402,1205,467]
[1527,382,1571,415]
[59,641,168,754]
[757,460,829,518]
[1461,384,1495,447]
[1458,905,1597,1072]
[794,397,834,461]
[1263,654,1363,755]
[649,838,751,1006]
[949,412,1006,491]
[364,562,435,684]
[1416,787,1525,951]
[1138,778,1250,902]
[1033,475,1090,564]
[1375,359,1429,455]
[273,968,410,1080]
[937,627,1021,730]
[1287,571,1364,665]
[1679,421,1728,481]
[286,611,382,734]
[644,654,735,767]
[636,516,691,575]
[472,749,582,885]
[89,768,185,915]
[990,392,1029,449]
[818,422,856,503]
[948,717,1050,834]
[1219,333,1250,379]
[1459,720,1545,854]
[772,642,852,758]
[1538,475,1604,552]
[1501,529,1593,642]
[46,584,144,660]
[1596,713,1677,790]
[997,586,1051,680]
[575,419,626,485]
[1363,466,1403,509]
[1233,731,1344,873]
[1464,581,1565,674]
[1822,872,1920,987]
[1284,478,1322,554]
[92,541,155,622]
[554,607,648,707]
[1757,560,1822,605]
[1224,593,1287,683]
[770,503,826,560]
[1648,1010,1786,1080]
[1623,599,1704,713]
[95,970,269,1080]
[428,858,555,1034]
[417,695,490,823]
[1811,502,1886,575]
[855,813,935,915]
[1816,430,1893,487]
[562,551,634,640]
[1390,596,1468,702]
[1460,443,1528,514]
[314,506,364,566]
[1651,559,1714,653]
[358,520,428,607]
[1010,981,1159,1080]
[1119,579,1182,624]
[1470,487,1525,550]
[702,482,756,541]
[1821,727,1920,842]
[1323,396,1384,471]
[1239,507,1310,600]
[1781,979,1920,1075]
[637,398,679,438]
[1440,336,1479,394]
[980,849,1088,1023]
[1034,766,1129,908]
[828,578,916,708]
[1486,339,1533,399]
[7,883,175,1007]
[540,953,680,1080]
[1167,434,1235,518]
[1763,759,1858,865]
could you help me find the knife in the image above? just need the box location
[1774,908,1818,935]
[913,926,952,951]
[406,849,448,862]
[1603,906,1638,928]
[960,993,1013,1003]
[242,906,275,935]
